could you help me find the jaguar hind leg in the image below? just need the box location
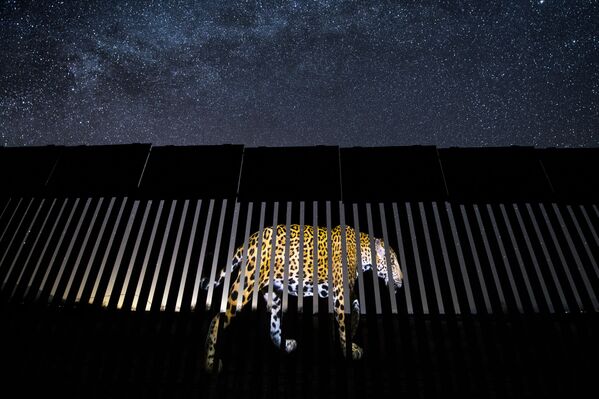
[204,267,255,373]
[349,298,363,359]
[332,286,363,360]
[204,314,222,373]
[350,298,360,338]
[263,290,297,353]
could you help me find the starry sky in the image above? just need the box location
[1,1,597,148]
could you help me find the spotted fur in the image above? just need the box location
[202,224,403,373]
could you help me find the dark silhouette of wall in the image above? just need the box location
[1,144,598,398]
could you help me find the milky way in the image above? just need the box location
[1,1,597,147]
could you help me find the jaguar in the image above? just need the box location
[201,224,403,373]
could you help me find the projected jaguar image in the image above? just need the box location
[200,224,403,373]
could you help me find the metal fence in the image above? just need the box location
[1,196,599,316]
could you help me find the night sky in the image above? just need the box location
[1,1,597,148]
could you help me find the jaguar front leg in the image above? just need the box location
[263,290,297,353]
[350,297,360,338]
[349,296,363,359]
[204,269,254,374]
[333,287,363,360]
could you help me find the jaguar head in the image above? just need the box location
[374,238,403,293]
[361,235,404,293]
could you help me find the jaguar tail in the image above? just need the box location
[199,246,243,290]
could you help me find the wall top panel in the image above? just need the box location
[46,144,151,195]
[438,146,554,201]
[0,146,61,195]
[539,148,599,201]
[3,144,599,202]
[139,145,243,198]
[340,145,447,202]
[238,146,341,201]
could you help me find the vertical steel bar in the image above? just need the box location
[101,200,139,307]
[312,201,318,314]
[0,198,12,224]
[473,204,507,314]
[118,200,152,309]
[487,203,524,314]
[513,203,554,313]
[526,203,569,313]
[379,203,398,313]
[61,198,104,302]
[298,201,305,312]
[282,202,292,313]
[580,205,599,256]
[340,201,351,357]
[340,201,351,314]
[406,202,427,314]
[419,202,445,315]
[431,202,459,314]
[266,202,279,309]
[500,203,539,313]
[366,203,382,314]
[205,199,228,310]
[460,204,493,314]
[567,205,599,280]
[74,197,115,302]
[251,202,266,311]
[48,198,91,301]
[191,199,214,310]
[552,203,599,311]
[236,202,253,311]
[24,198,68,299]
[88,197,128,305]
[392,202,414,314]
[11,199,57,300]
[326,201,333,313]
[160,199,189,310]
[37,198,81,300]
[2,199,45,290]
[352,203,366,315]
[0,197,22,244]
[538,203,583,312]
[131,200,164,311]
[145,199,176,311]
[0,197,34,273]
[174,200,201,311]
[446,202,477,314]
[218,201,241,313]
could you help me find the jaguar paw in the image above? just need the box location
[205,358,223,374]
[285,339,298,353]
[351,343,363,360]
